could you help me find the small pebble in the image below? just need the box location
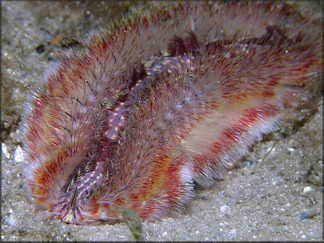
[2,143,10,159]
[303,186,313,194]
[14,146,24,162]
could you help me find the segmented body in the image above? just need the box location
[23,2,322,224]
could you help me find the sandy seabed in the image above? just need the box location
[1,1,323,241]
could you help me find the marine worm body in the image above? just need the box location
[23,2,322,224]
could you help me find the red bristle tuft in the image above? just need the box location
[167,35,187,57]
